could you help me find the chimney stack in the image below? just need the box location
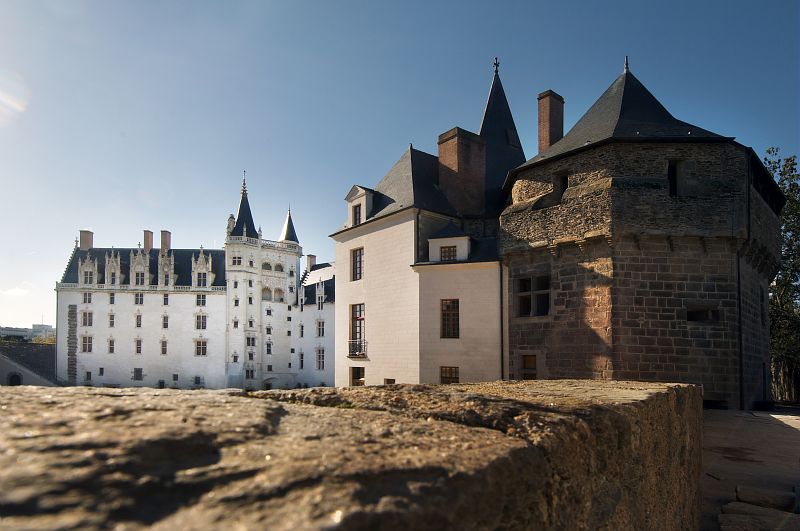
[160,230,171,252]
[437,127,486,216]
[79,230,93,251]
[537,90,564,154]
[306,254,316,272]
[143,230,153,253]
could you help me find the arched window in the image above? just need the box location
[262,262,272,271]
[274,288,285,302]
[8,373,22,386]
[274,264,284,272]
[261,287,273,301]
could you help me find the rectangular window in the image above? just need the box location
[234,281,238,289]
[109,293,115,305]
[266,308,272,316]
[440,366,459,384]
[440,246,457,262]
[163,294,169,306]
[316,348,325,370]
[350,303,365,341]
[108,339,114,353]
[299,351,304,369]
[267,364,273,372]
[83,292,92,304]
[197,272,207,287]
[134,293,143,305]
[248,280,253,288]
[84,270,94,284]
[135,271,145,286]
[99,367,104,376]
[350,366,365,386]
[82,311,93,327]
[196,315,207,330]
[196,294,206,306]
[195,340,207,356]
[440,299,459,338]
[266,326,272,335]
[352,204,362,226]
[172,373,178,382]
[81,336,92,353]
[521,355,537,380]
[266,342,272,355]
[233,319,239,329]
[161,340,168,355]
[299,324,303,337]
[158,380,165,389]
[287,316,292,322]
[248,319,254,328]
[317,321,325,337]
[135,339,142,354]
[110,272,116,285]
[162,315,168,329]
[667,160,678,197]
[287,330,291,336]
[384,379,396,385]
[135,314,142,328]
[133,368,143,381]
[164,274,170,286]
[234,299,240,307]
[109,314,114,328]
[246,337,256,347]
[351,247,364,281]
[245,369,254,379]
[194,376,204,387]
[317,295,324,311]
[232,256,242,266]
[248,351,254,361]
[248,296,253,305]
[516,275,551,317]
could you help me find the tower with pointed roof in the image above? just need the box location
[500,61,785,409]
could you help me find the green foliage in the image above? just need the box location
[765,147,800,401]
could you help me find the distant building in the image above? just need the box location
[295,257,335,387]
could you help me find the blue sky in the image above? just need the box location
[0,0,797,327]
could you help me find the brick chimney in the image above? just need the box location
[538,90,564,153]
[160,230,171,252]
[306,254,316,272]
[143,230,153,253]
[437,127,486,216]
[79,230,93,251]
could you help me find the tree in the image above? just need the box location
[765,147,800,402]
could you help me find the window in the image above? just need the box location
[108,339,114,353]
[133,368,143,381]
[440,246,457,262]
[196,294,206,306]
[135,339,142,354]
[135,271,145,286]
[266,342,272,355]
[521,355,537,380]
[109,314,114,328]
[350,366,365,386]
[195,340,207,356]
[266,308,272,316]
[164,274,170,286]
[161,340,168,355]
[287,316,292,322]
[262,262,272,270]
[246,337,256,347]
[440,299,459,338]
[110,272,116,285]
[248,296,253,305]
[317,295,324,311]
[197,272,207,287]
[134,293,143,305]
[317,321,325,337]
[516,275,550,317]
[245,369,255,380]
[172,373,178,382]
[84,270,94,284]
[248,280,253,288]
[234,299,240,307]
[351,248,364,281]
[194,376,204,386]
[267,364,273,372]
[352,204,362,226]
[162,315,168,329]
[232,256,242,266]
[158,380,165,389]
[351,304,365,341]
[266,326,272,335]
[288,305,292,312]
[99,367,104,376]
[440,366,459,384]
[299,324,304,338]
[109,293,115,305]
[316,348,325,371]
[83,292,92,304]
[553,171,568,203]
[248,351,254,361]
[299,351,304,369]
[248,259,254,267]
[233,355,239,363]
[196,315,207,330]
[135,314,142,328]
[287,330,291,336]
[163,294,169,306]
[81,336,92,353]
[234,281,238,289]
[275,264,284,272]
[262,288,272,301]
[667,160,678,197]
[233,319,239,329]
[275,289,284,302]
[384,379,396,385]
[289,286,294,293]
[82,311,93,327]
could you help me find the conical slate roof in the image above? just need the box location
[516,67,724,171]
[279,209,299,243]
[230,179,258,238]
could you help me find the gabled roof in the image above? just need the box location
[279,209,299,243]
[513,68,727,174]
[369,147,457,220]
[429,222,467,239]
[479,71,526,214]
[60,248,226,287]
[230,179,258,237]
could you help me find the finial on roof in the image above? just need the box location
[624,55,629,73]
[493,57,500,75]
[241,170,247,194]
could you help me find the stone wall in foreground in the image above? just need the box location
[0,381,702,530]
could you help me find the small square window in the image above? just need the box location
[440,246,457,262]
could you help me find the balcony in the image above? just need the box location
[347,340,367,359]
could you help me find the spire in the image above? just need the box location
[230,172,258,238]
[279,209,299,243]
[624,55,629,73]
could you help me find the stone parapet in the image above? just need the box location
[0,381,701,530]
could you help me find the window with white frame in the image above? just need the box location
[110,272,116,285]
[317,320,325,337]
[195,340,207,356]
[196,294,206,306]
[134,293,143,305]
[108,339,115,353]
[316,348,325,370]
[351,248,363,281]
[197,272,207,287]
[232,256,242,266]
[83,270,94,284]
[163,294,169,306]
[135,271,145,286]
[162,315,168,329]
[161,340,168,355]
[135,314,142,328]
[109,293,115,305]
[135,339,142,354]
[82,311,93,327]
[196,314,207,330]
[81,336,92,353]
[83,292,92,304]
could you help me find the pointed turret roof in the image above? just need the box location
[478,61,526,215]
[279,209,299,243]
[514,66,726,172]
[230,177,258,238]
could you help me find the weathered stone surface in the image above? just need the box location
[0,380,701,530]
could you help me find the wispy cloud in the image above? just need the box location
[0,70,30,127]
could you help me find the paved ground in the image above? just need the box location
[702,406,800,530]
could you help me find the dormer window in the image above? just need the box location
[110,272,116,285]
[440,246,457,262]
[197,272,207,287]
[134,272,145,286]
[352,204,362,226]
[83,271,94,284]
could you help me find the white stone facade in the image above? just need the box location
[294,260,335,387]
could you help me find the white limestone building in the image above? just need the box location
[294,256,335,387]
[55,179,333,390]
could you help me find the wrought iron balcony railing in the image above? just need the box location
[347,340,367,358]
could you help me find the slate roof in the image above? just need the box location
[230,181,258,238]
[512,68,726,175]
[279,210,299,243]
[60,248,226,287]
[301,278,335,305]
[310,262,332,272]
[369,147,457,220]
[479,72,527,214]
[429,222,468,239]
[415,236,500,265]
[0,343,57,383]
